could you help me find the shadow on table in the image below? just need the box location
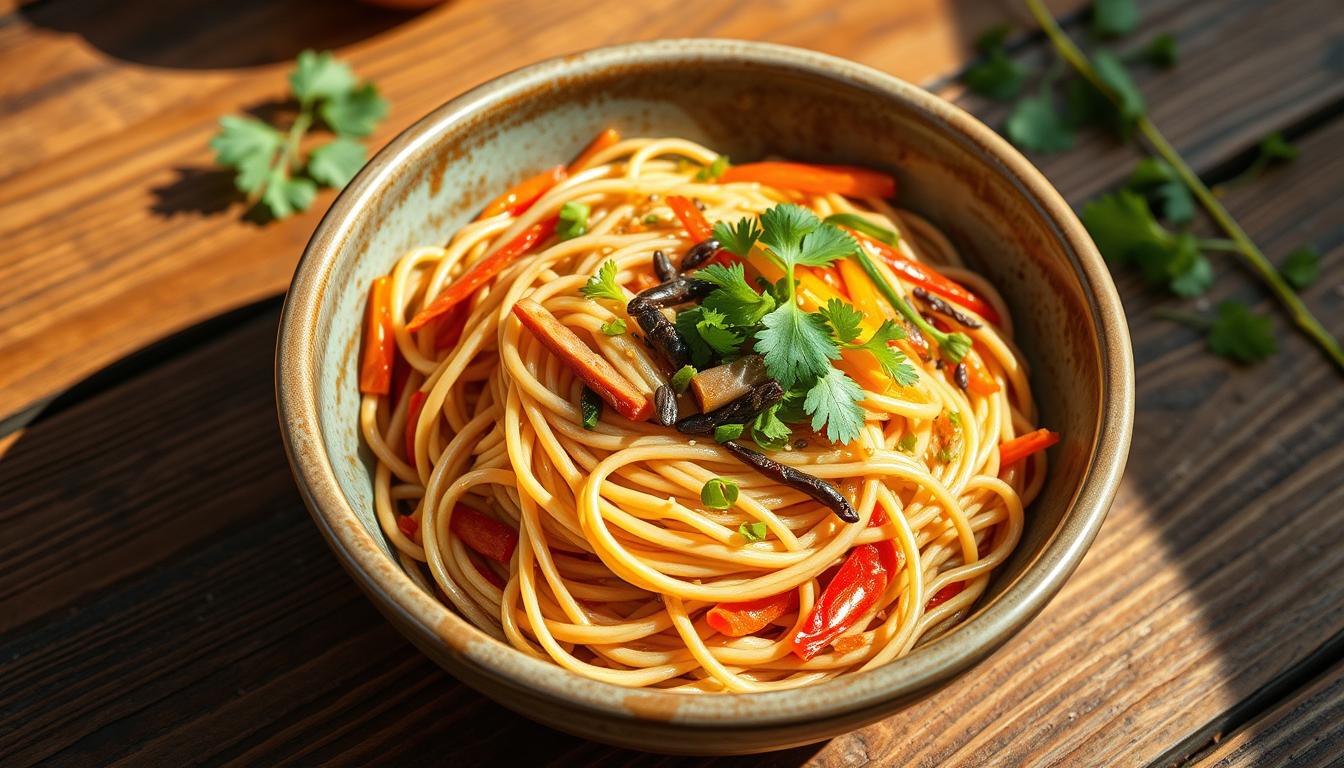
[0,299,826,766]
[17,0,432,70]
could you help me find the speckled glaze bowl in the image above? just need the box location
[276,39,1133,754]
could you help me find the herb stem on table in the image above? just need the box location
[1024,0,1344,373]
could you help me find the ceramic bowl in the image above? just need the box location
[276,39,1133,754]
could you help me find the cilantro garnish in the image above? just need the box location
[580,260,623,301]
[1280,246,1320,290]
[696,263,776,326]
[714,424,745,443]
[210,50,387,221]
[670,365,697,393]
[846,244,972,362]
[738,521,768,542]
[695,155,730,182]
[751,405,793,451]
[1158,302,1278,364]
[701,478,739,510]
[558,201,590,240]
[600,318,627,336]
[803,368,866,444]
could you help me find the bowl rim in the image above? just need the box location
[277,38,1134,728]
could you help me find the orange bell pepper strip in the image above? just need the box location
[665,195,714,242]
[998,428,1059,467]
[450,504,518,563]
[408,216,558,333]
[964,352,999,395]
[511,299,653,422]
[706,591,799,637]
[478,165,566,220]
[569,128,621,172]
[720,162,897,198]
[359,277,395,395]
[853,234,1001,324]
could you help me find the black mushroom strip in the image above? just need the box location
[679,238,721,272]
[652,249,677,283]
[953,362,970,390]
[626,277,715,369]
[912,287,982,329]
[721,441,860,523]
[675,381,784,435]
[653,385,679,427]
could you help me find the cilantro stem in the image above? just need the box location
[1196,238,1241,253]
[849,246,971,362]
[1026,0,1344,373]
[285,108,314,173]
[1152,306,1211,330]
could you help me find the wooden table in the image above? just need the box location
[3,0,1342,765]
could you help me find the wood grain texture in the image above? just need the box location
[4,0,1344,765]
[1200,660,1344,768]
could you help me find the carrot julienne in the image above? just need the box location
[998,428,1060,467]
[479,165,567,220]
[665,195,714,242]
[721,162,897,198]
[706,591,798,637]
[408,216,558,332]
[359,276,395,394]
[450,504,518,563]
[569,128,622,172]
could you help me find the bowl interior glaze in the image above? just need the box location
[277,39,1132,754]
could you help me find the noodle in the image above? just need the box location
[356,134,1049,693]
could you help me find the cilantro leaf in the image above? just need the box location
[307,137,367,188]
[714,424,745,443]
[696,263,776,325]
[1208,301,1277,363]
[1139,33,1178,68]
[290,50,357,105]
[670,365,697,393]
[319,83,389,138]
[1128,158,1194,224]
[796,222,858,267]
[209,116,283,196]
[738,521,768,542]
[675,308,716,368]
[1080,189,1169,266]
[1258,132,1299,163]
[759,204,820,263]
[1092,50,1146,131]
[803,368,865,445]
[975,24,1013,54]
[1093,0,1139,38]
[756,306,837,388]
[696,155,730,181]
[819,299,865,344]
[1280,245,1320,290]
[259,172,316,219]
[701,478,739,509]
[751,405,792,450]
[712,217,762,258]
[964,51,1025,102]
[581,259,623,301]
[558,201,590,240]
[851,321,919,385]
[600,318,627,336]
[1005,94,1075,153]
[696,309,745,355]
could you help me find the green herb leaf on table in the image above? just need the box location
[319,83,389,137]
[1128,157,1194,224]
[1258,132,1299,163]
[1092,0,1139,38]
[1208,302,1278,363]
[1081,190,1211,296]
[1139,33,1179,68]
[209,116,283,197]
[260,174,317,220]
[307,137,367,188]
[701,478,739,510]
[1091,49,1146,132]
[581,259,623,301]
[558,201,590,240]
[738,521,768,542]
[963,26,1026,102]
[1280,246,1320,290]
[1005,93,1075,153]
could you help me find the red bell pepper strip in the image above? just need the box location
[853,234,1001,324]
[569,128,621,172]
[408,216,558,333]
[706,591,799,637]
[511,298,654,422]
[472,557,506,588]
[791,543,901,660]
[720,162,897,198]
[404,390,427,469]
[450,504,518,563]
[479,165,566,219]
[665,195,714,242]
[396,514,419,541]
[926,581,965,610]
[998,428,1060,468]
[360,277,395,395]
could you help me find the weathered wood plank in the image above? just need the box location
[3,90,1343,768]
[1200,660,1344,768]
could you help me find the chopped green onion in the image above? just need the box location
[700,477,739,509]
[824,212,899,246]
[580,387,602,429]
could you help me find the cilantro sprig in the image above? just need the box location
[209,50,388,221]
